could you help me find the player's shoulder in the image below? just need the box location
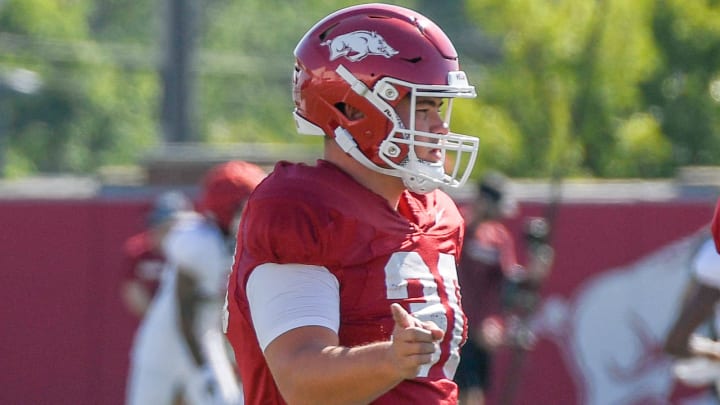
[164,213,221,252]
[473,219,513,242]
[249,160,378,214]
[123,230,153,256]
[404,188,464,230]
[256,160,347,194]
[432,188,462,213]
[694,237,720,270]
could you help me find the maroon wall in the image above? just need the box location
[0,197,715,404]
[0,199,147,405]
[487,201,716,405]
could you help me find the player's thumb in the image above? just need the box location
[391,303,412,329]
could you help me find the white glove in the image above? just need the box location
[689,334,720,359]
[673,357,720,387]
[184,365,218,405]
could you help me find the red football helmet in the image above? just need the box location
[292,3,478,193]
[197,161,266,234]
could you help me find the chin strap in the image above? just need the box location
[401,160,444,194]
[335,126,442,194]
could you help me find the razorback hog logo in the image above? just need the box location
[322,31,399,62]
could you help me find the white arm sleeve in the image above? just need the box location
[247,263,340,352]
[693,238,720,289]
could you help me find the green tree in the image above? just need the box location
[196,0,416,146]
[0,0,158,177]
[463,0,667,178]
[2,0,720,179]
[640,0,720,169]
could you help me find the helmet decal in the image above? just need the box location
[322,31,399,62]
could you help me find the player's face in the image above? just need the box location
[396,96,448,163]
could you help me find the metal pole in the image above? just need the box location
[161,0,198,143]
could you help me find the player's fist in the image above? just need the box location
[388,303,444,379]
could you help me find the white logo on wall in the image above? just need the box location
[322,31,399,62]
[529,230,717,405]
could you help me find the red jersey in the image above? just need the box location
[226,160,467,404]
[457,220,521,326]
[122,230,164,298]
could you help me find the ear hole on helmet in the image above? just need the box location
[402,57,422,64]
[336,103,365,121]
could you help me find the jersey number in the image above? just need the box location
[384,251,464,378]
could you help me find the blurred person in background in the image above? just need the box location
[454,171,554,405]
[664,230,720,397]
[126,160,266,405]
[121,191,192,320]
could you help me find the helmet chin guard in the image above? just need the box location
[400,159,446,194]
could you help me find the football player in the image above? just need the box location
[121,191,191,320]
[126,161,266,405]
[454,172,553,405]
[224,3,480,404]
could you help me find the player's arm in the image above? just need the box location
[664,280,720,358]
[165,226,221,367]
[121,279,153,317]
[248,263,443,405]
[176,269,204,365]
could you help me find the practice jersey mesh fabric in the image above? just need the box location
[225,160,468,404]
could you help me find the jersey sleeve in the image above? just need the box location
[164,224,228,296]
[241,194,334,266]
[473,222,520,272]
[247,263,340,351]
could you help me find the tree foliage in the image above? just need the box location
[0,0,718,179]
[463,0,720,178]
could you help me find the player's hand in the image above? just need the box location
[388,303,444,379]
[690,335,720,361]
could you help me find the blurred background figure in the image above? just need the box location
[664,231,720,398]
[121,190,192,320]
[454,171,554,405]
[125,160,266,405]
